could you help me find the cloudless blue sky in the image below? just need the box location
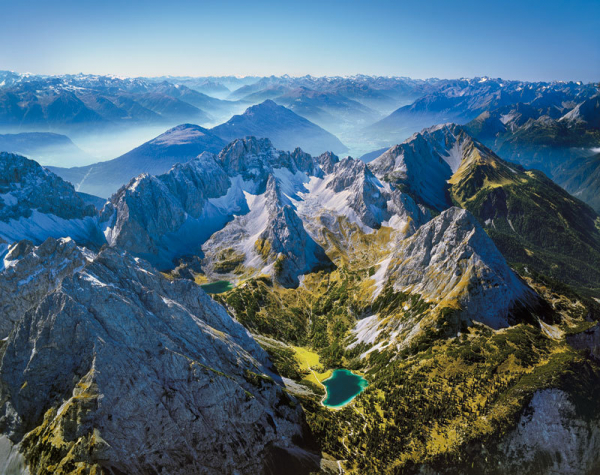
[1,0,598,81]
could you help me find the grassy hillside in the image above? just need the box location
[449,140,600,297]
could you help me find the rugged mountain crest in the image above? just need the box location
[0,246,317,474]
[0,153,102,245]
[383,207,537,329]
[217,136,320,182]
[103,137,325,272]
[316,151,339,174]
[369,124,472,210]
[326,158,390,229]
[103,152,233,266]
[202,174,331,287]
[0,237,86,339]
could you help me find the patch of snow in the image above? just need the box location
[500,112,517,125]
[151,126,207,146]
[0,210,100,245]
[442,137,465,173]
[348,314,382,349]
[0,193,17,206]
[371,256,392,298]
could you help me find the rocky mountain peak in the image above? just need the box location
[264,173,283,206]
[383,207,538,329]
[218,136,279,176]
[368,125,488,210]
[0,245,316,474]
[316,151,340,174]
[0,152,96,223]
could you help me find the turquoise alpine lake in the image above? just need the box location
[200,280,234,294]
[322,369,369,408]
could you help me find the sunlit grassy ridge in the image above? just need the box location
[449,143,600,297]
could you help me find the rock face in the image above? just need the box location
[0,153,103,246]
[211,100,348,155]
[202,174,331,287]
[50,124,228,198]
[0,237,86,339]
[383,207,537,329]
[293,156,430,238]
[495,389,600,474]
[0,246,317,474]
[316,151,340,174]
[567,323,600,360]
[325,158,390,229]
[104,137,326,276]
[103,151,234,267]
[369,124,470,210]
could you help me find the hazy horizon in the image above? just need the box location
[2,0,599,82]
[3,70,599,84]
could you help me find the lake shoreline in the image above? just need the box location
[321,369,368,409]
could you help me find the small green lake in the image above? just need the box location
[200,280,234,294]
[322,369,369,408]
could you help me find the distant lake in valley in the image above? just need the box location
[322,369,368,408]
[200,280,234,294]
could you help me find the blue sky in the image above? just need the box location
[1,0,598,81]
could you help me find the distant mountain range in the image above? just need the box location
[2,71,598,160]
[465,93,600,211]
[0,72,249,135]
[211,100,348,156]
[366,78,597,146]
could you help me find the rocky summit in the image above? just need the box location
[0,242,319,475]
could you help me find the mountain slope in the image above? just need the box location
[367,124,600,296]
[0,152,102,245]
[0,243,319,474]
[446,130,600,296]
[383,207,538,329]
[211,100,348,155]
[50,124,228,198]
[553,152,600,212]
[102,137,328,278]
[0,237,86,338]
[369,124,467,210]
